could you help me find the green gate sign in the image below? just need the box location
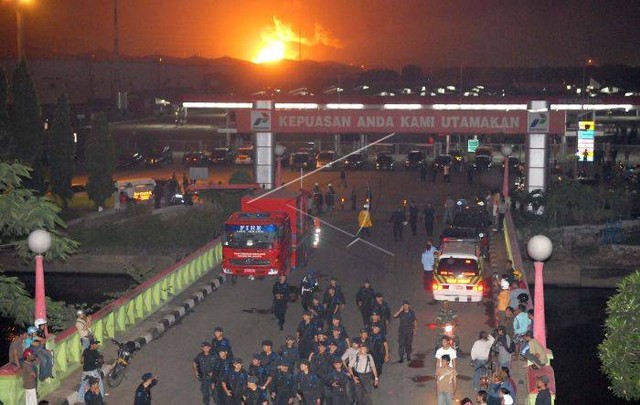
[468,139,480,153]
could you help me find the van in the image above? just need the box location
[432,239,484,302]
[114,178,156,202]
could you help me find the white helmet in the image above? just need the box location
[34,318,47,327]
[328,183,332,187]
[76,309,85,316]
[363,204,369,209]
[500,279,510,290]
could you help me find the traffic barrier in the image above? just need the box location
[0,239,223,405]
[502,209,556,404]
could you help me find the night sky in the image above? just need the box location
[0,0,638,68]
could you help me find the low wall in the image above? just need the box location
[0,240,223,405]
[503,210,557,405]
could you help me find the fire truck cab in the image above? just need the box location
[222,188,319,277]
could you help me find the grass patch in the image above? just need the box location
[69,204,226,255]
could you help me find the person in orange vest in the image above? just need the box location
[357,204,373,237]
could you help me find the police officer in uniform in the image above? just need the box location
[271,361,296,405]
[309,296,327,329]
[355,280,376,325]
[297,312,316,360]
[248,353,269,390]
[325,358,353,405]
[272,275,289,331]
[393,300,417,363]
[323,287,342,325]
[243,376,268,405]
[368,324,390,377]
[213,348,233,404]
[221,358,247,405]
[296,360,322,405]
[192,341,217,405]
[324,277,346,310]
[299,272,318,311]
[211,327,234,360]
[389,206,405,242]
[278,336,299,368]
[408,201,419,236]
[372,293,392,330]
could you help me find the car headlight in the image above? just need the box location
[315,228,321,234]
[267,269,279,275]
[223,268,232,274]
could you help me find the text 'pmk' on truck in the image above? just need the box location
[222,188,320,278]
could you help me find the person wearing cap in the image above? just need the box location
[355,279,376,324]
[535,375,552,405]
[22,349,38,405]
[272,274,290,331]
[84,377,104,405]
[389,205,405,242]
[271,360,296,405]
[354,328,372,352]
[309,295,327,328]
[372,292,392,328]
[327,316,351,346]
[212,348,234,404]
[350,344,378,405]
[297,312,316,360]
[258,340,278,390]
[299,271,318,311]
[134,372,158,405]
[368,323,390,376]
[192,341,216,405]
[308,343,331,382]
[75,309,93,350]
[325,358,353,404]
[78,339,105,401]
[212,327,234,360]
[278,336,300,366]
[222,358,248,405]
[329,328,348,358]
[244,375,269,404]
[367,311,387,335]
[249,353,269,391]
[313,329,329,350]
[324,277,346,310]
[324,286,342,325]
[357,203,373,237]
[394,300,417,363]
[296,360,322,405]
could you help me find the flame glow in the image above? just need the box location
[253,17,343,64]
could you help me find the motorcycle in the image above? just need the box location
[106,339,138,388]
[434,322,460,353]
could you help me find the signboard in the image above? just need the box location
[225,224,277,232]
[237,110,566,135]
[467,139,480,152]
[577,120,595,162]
[527,112,549,133]
[251,110,271,131]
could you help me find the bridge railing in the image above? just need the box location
[0,239,223,405]
[502,209,556,404]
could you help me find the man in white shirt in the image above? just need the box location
[470,331,495,391]
[341,340,360,370]
[435,336,457,369]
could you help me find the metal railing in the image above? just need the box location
[0,240,223,405]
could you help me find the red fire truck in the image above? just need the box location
[222,188,320,278]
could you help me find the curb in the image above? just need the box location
[61,274,227,405]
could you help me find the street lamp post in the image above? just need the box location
[275,144,285,188]
[28,230,52,336]
[15,0,29,61]
[501,144,513,198]
[527,234,553,348]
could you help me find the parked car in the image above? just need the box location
[316,150,338,170]
[404,150,425,170]
[433,154,453,170]
[473,155,493,172]
[145,146,173,167]
[343,152,367,170]
[118,152,146,170]
[209,148,234,165]
[183,151,208,167]
[375,152,395,171]
[290,148,316,171]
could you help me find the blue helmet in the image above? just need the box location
[27,326,38,334]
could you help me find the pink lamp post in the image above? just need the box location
[28,229,52,336]
[275,144,285,188]
[501,144,513,198]
[527,234,553,348]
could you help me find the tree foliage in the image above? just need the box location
[49,94,75,206]
[85,113,116,207]
[598,270,640,401]
[0,162,79,329]
[9,60,45,193]
[0,67,9,157]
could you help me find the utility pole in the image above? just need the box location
[113,0,121,106]
[16,2,25,61]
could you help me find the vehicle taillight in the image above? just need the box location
[432,281,440,291]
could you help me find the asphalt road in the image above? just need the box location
[86,167,504,405]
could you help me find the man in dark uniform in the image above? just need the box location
[299,272,318,311]
[325,359,353,405]
[353,328,372,352]
[309,296,327,329]
[134,372,158,405]
[327,316,350,345]
[243,376,268,405]
[272,275,289,331]
[367,311,387,335]
[248,353,269,390]
[389,206,405,242]
[213,348,233,404]
[408,201,419,236]
[368,324,390,377]
[271,360,296,405]
[258,340,278,390]
[355,280,376,325]
[423,202,436,237]
[192,341,217,405]
[323,287,342,324]
[296,360,322,405]
[324,277,346,309]
[297,312,316,360]
[221,358,247,405]
[211,327,234,359]
[372,293,392,330]
[393,300,417,363]
[278,336,299,367]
